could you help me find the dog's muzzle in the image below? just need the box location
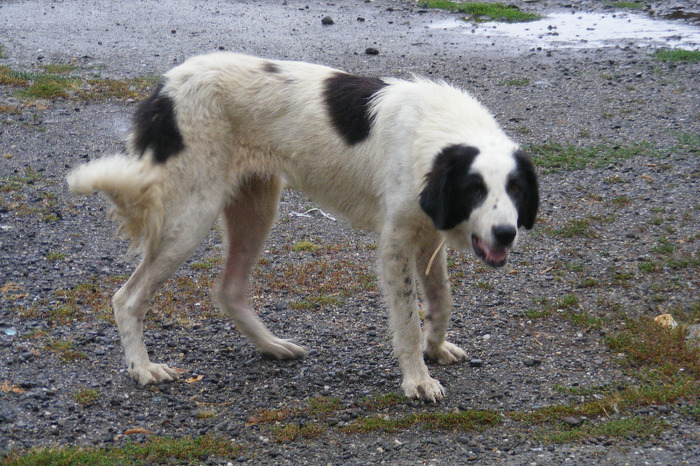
[471,226,515,268]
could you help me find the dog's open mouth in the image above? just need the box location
[472,235,508,267]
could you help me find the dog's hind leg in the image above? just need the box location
[416,238,467,365]
[113,195,224,386]
[217,175,306,359]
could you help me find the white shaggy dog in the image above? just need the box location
[68,52,538,402]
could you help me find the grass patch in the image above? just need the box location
[188,256,222,270]
[343,409,501,434]
[527,141,662,172]
[270,422,325,443]
[606,1,645,9]
[73,388,100,406]
[501,77,530,86]
[1,167,43,192]
[652,237,674,256]
[0,64,158,102]
[45,251,66,261]
[638,259,661,273]
[548,218,595,238]
[291,240,320,252]
[424,1,541,22]
[539,416,666,444]
[653,49,700,63]
[77,76,159,101]
[290,293,343,310]
[360,392,405,411]
[606,317,699,380]
[255,258,377,307]
[45,339,87,362]
[5,435,241,465]
[17,74,81,100]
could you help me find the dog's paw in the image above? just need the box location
[260,338,307,360]
[402,376,445,402]
[425,340,467,365]
[130,362,179,386]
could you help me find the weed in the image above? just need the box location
[18,74,80,100]
[360,392,405,410]
[0,66,30,86]
[563,311,602,329]
[344,409,501,433]
[43,63,79,74]
[45,251,66,261]
[1,167,43,192]
[668,256,700,270]
[606,317,699,380]
[292,240,320,252]
[195,410,217,420]
[556,294,579,310]
[290,293,343,310]
[527,141,662,172]
[540,416,665,444]
[476,281,495,290]
[606,1,645,9]
[73,388,100,406]
[653,49,700,63]
[45,339,87,362]
[424,1,540,22]
[271,422,325,442]
[189,256,222,270]
[308,396,342,418]
[77,76,159,101]
[548,218,594,238]
[579,278,600,288]
[524,309,550,319]
[610,196,631,208]
[638,260,660,274]
[5,435,240,465]
[652,237,674,256]
[501,77,530,86]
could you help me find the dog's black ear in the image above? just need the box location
[420,145,482,230]
[512,150,539,229]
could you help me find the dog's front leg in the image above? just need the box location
[416,238,467,364]
[379,231,444,402]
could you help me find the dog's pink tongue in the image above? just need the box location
[487,247,507,263]
[479,239,507,263]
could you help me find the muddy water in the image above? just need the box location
[430,11,700,51]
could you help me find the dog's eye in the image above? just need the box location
[507,181,519,196]
[468,184,486,198]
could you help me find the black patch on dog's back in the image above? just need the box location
[133,84,184,164]
[324,72,387,145]
[508,150,539,229]
[263,62,280,73]
[419,145,485,230]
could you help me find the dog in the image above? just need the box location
[67,52,538,402]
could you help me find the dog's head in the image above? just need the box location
[419,144,538,267]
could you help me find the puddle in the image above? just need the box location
[430,12,700,50]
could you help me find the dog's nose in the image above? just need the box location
[492,225,516,247]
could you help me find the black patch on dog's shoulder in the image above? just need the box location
[419,145,485,230]
[133,83,184,164]
[507,150,539,229]
[324,72,387,145]
[263,62,280,73]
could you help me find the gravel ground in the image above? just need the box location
[1,0,699,464]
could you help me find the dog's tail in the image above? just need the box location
[67,153,164,254]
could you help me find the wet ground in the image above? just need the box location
[1,0,699,464]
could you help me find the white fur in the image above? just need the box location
[67,52,531,402]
